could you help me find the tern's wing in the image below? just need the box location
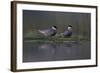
[63,30,68,35]
[63,30,72,36]
[38,29,51,36]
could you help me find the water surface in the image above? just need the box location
[23,41,91,62]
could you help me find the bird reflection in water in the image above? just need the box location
[38,43,57,59]
[23,41,90,62]
[37,42,73,61]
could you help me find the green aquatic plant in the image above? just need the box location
[24,30,89,42]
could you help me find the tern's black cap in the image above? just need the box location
[68,24,72,27]
[53,26,57,29]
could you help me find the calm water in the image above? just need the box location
[23,41,91,62]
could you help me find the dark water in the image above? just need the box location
[23,41,91,62]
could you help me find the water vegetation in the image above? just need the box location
[24,30,90,43]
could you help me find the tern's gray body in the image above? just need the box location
[63,25,72,37]
[38,26,57,37]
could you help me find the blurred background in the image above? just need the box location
[23,10,91,40]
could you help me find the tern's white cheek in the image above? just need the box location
[68,27,72,30]
[52,27,56,30]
